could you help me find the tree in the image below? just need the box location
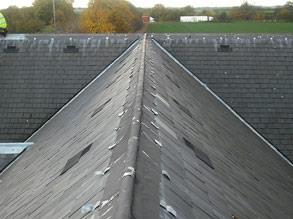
[33,0,77,32]
[2,6,44,33]
[181,6,195,16]
[150,4,166,22]
[216,12,230,22]
[277,1,293,21]
[230,2,257,21]
[81,0,142,33]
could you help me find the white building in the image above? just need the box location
[180,16,214,22]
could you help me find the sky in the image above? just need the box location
[0,0,289,9]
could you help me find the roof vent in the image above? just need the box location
[63,45,79,53]
[60,143,92,175]
[218,44,232,52]
[183,138,214,169]
[4,45,19,53]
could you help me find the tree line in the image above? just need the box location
[1,0,293,33]
[1,0,143,33]
[147,1,293,22]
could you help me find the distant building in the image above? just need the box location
[180,16,214,22]
[142,16,155,23]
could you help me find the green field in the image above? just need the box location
[147,22,293,33]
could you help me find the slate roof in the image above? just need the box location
[0,35,293,219]
[0,34,139,142]
[153,33,293,162]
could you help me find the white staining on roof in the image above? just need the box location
[160,200,177,218]
[160,200,167,209]
[154,139,162,147]
[94,170,104,176]
[151,108,159,116]
[99,193,119,210]
[162,170,171,181]
[103,167,111,175]
[142,150,150,158]
[108,143,117,150]
[108,137,124,151]
[166,205,177,217]
[122,166,135,177]
[81,203,94,214]
[151,121,159,130]
[118,111,124,117]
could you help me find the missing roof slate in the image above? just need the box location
[60,143,92,175]
[183,138,214,169]
[91,98,112,118]
[172,98,193,118]
[166,74,180,88]
[63,45,79,53]
[218,44,233,52]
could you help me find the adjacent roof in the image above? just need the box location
[0,35,292,219]
[154,33,293,162]
[0,34,139,142]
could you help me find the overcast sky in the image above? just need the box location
[0,0,289,9]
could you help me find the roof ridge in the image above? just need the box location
[113,34,147,219]
[151,37,293,167]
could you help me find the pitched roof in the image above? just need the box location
[154,33,293,162]
[0,35,293,219]
[0,34,138,142]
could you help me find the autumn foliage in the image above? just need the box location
[81,0,142,33]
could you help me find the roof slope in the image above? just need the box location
[154,34,293,162]
[0,35,143,218]
[0,36,293,219]
[0,34,138,142]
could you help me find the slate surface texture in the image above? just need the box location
[0,36,292,219]
[0,34,139,142]
[154,33,293,161]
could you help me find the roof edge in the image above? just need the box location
[114,34,147,219]
[152,38,293,167]
[25,38,139,143]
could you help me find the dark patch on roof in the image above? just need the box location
[154,34,293,162]
[183,138,214,169]
[91,98,112,118]
[60,143,92,175]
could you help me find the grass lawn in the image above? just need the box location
[146,22,293,33]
